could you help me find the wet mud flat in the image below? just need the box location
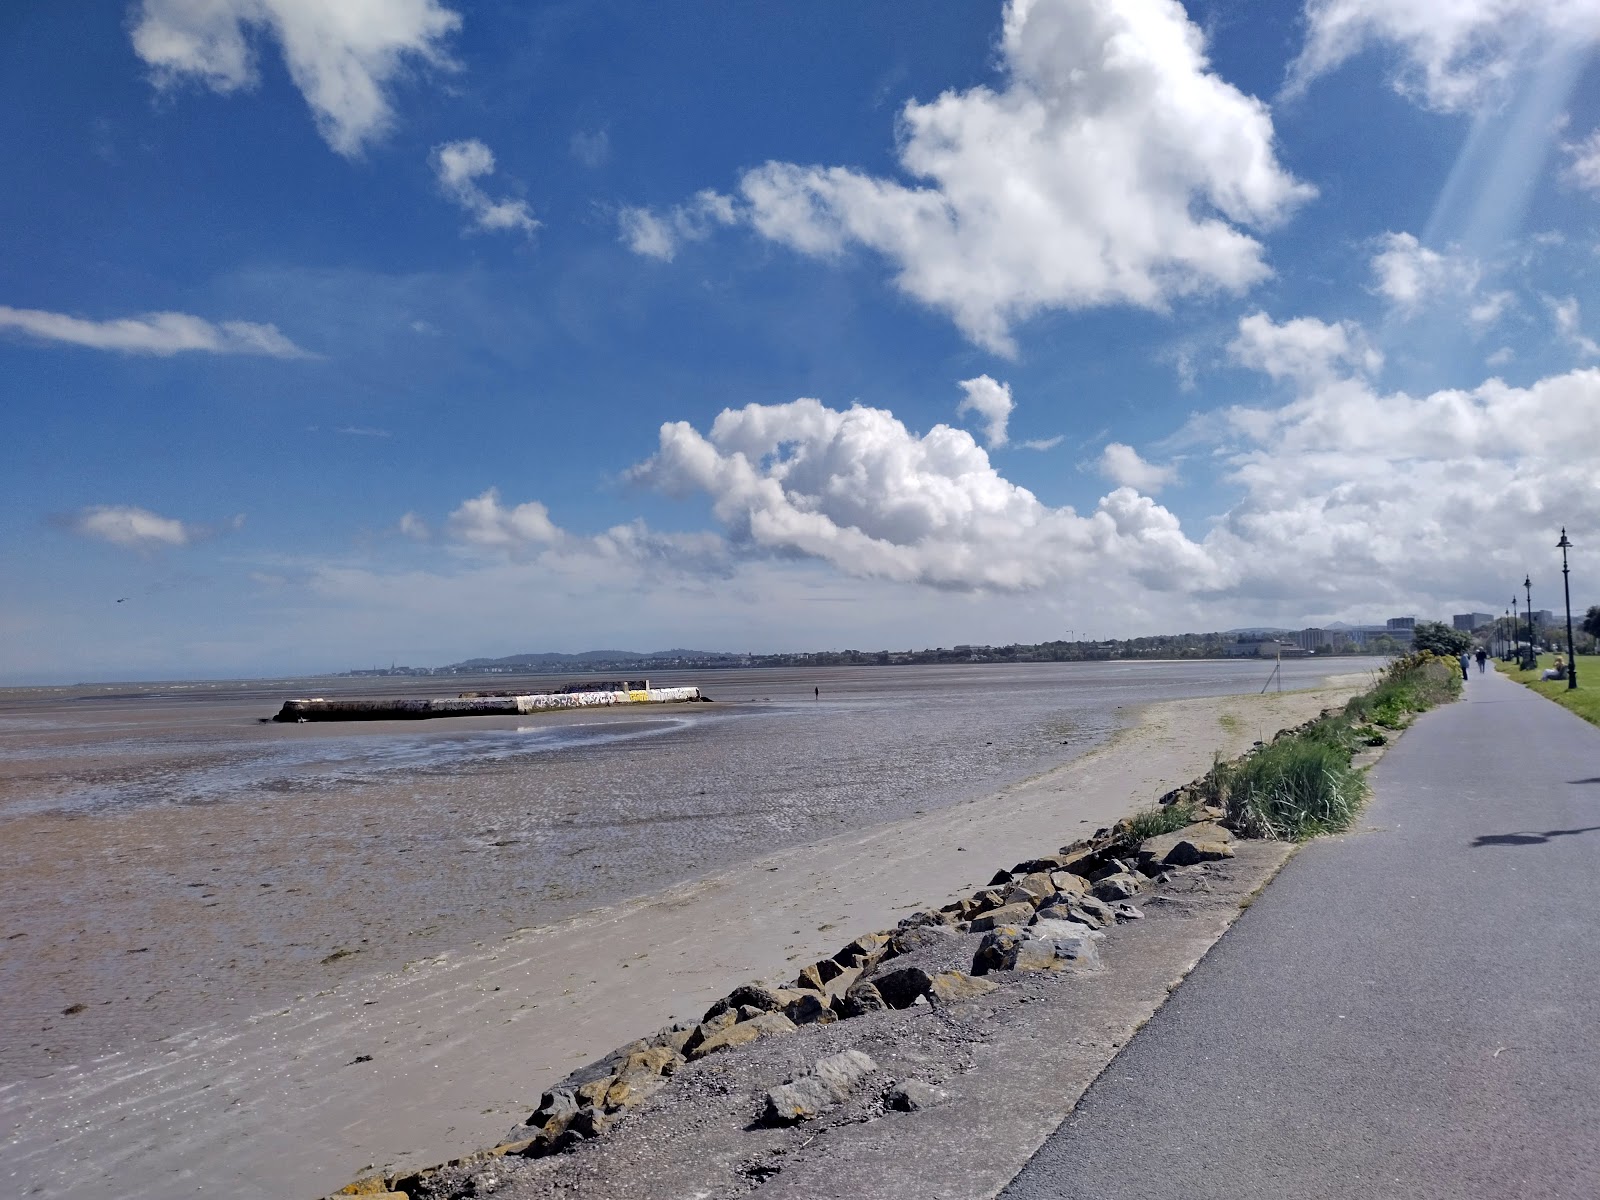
[0,660,1379,1199]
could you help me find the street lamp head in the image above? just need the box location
[1558,528,1572,551]
[1524,574,1532,590]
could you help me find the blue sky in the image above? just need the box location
[3,0,1599,682]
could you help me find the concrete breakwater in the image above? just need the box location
[272,685,707,722]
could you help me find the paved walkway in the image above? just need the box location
[1003,665,1600,1199]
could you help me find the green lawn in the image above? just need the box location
[1495,653,1600,727]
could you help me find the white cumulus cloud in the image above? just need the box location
[1229,311,1382,384]
[631,397,1220,592]
[131,0,460,156]
[1098,443,1178,493]
[693,0,1310,354]
[60,506,244,551]
[0,306,307,357]
[432,140,537,236]
[447,489,560,550]
[1369,232,1481,313]
[955,375,1014,448]
[1286,0,1600,111]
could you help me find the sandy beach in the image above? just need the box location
[1,673,1368,1199]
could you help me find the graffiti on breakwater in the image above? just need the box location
[513,686,701,713]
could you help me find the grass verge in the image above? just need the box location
[1125,653,1461,843]
[1495,653,1600,728]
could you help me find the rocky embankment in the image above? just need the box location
[328,725,1286,1200]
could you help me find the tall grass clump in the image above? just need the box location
[1224,738,1367,840]
[1122,800,1201,841]
[1213,652,1459,841]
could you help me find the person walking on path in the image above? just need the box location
[1458,651,1471,681]
[1476,647,1488,673]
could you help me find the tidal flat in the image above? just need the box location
[0,658,1381,1198]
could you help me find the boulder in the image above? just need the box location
[1048,870,1089,897]
[889,922,957,957]
[763,1049,878,1124]
[764,1076,836,1123]
[870,965,936,1009]
[622,1046,684,1077]
[832,933,891,968]
[687,1011,798,1060]
[603,1072,667,1111]
[526,1087,580,1133]
[1092,872,1146,902]
[1165,837,1236,867]
[974,920,1101,974]
[574,1077,613,1108]
[970,925,1026,975]
[838,980,888,1017]
[1034,894,1111,930]
[1138,821,1235,870]
[795,958,845,991]
[1002,871,1058,905]
[928,971,1000,1003]
[1111,901,1143,922]
[704,983,792,1022]
[970,901,1037,931]
[887,1079,949,1112]
[1087,858,1135,883]
[568,1107,613,1139]
[783,992,837,1026]
[647,1023,696,1054]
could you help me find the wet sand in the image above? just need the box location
[0,671,1368,1199]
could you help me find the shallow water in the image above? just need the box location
[0,658,1379,1080]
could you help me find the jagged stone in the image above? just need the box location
[603,1071,667,1111]
[1002,871,1058,905]
[928,971,1000,1003]
[870,965,935,1009]
[839,980,888,1017]
[974,919,1101,974]
[887,1079,949,1112]
[832,932,891,968]
[574,1077,613,1108]
[889,922,958,956]
[687,1010,798,1059]
[1111,901,1144,921]
[988,868,1015,886]
[1166,837,1236,866]
[1092,871,1146,902]
[1138,821,1235,870]
[568,1107,614,1139]
[783,992,837,1025]
[647,1023,696,1053]
[704,983,788,1022]
[795,957,844,991]
[681,1009,738,1056]
[970,926,1026,975]
[970,901,1037,931]
[525,1087,580,1134]
[622,1046,683,1077]
[1048,870,1089,896]
[764,1076,836,1123]
[764,1049,879,1123]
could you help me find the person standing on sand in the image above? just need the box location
[1458,652,1471,681]
[1475,647,1488,674]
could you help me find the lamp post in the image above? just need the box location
[1558,529,1578,690]
[1524,575,1535,670]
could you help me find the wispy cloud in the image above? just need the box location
[0,305,308,357]
[57,506,244,551]
[432,139,538,237]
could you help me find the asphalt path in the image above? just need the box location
[1002,664,1600,1199]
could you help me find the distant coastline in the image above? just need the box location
[347,630,1395,678]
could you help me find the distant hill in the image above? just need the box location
[448,648,739,670]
